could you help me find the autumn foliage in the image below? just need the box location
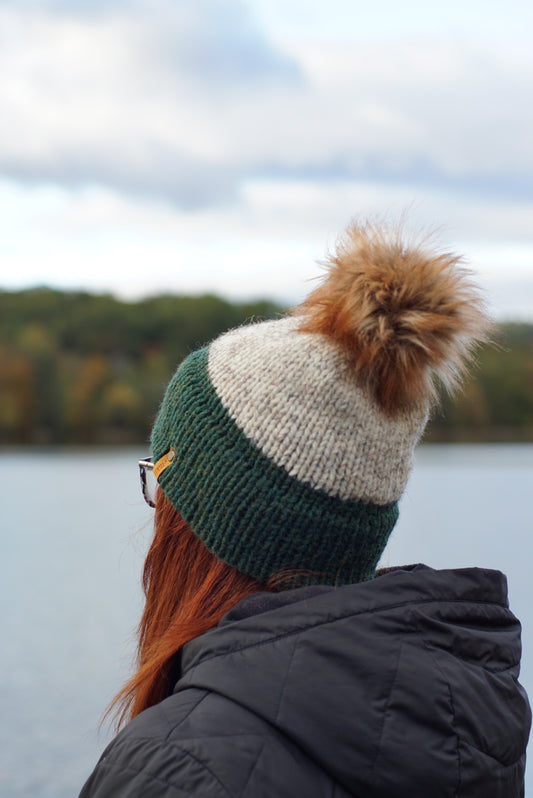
[0,287,532,443]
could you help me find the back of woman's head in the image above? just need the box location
[111,220,490,728]
[150,222,490,589]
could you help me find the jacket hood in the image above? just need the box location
[177,564,530,797]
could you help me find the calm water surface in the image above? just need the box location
[1,445,532,797]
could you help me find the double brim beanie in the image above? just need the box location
[151,221,490,587]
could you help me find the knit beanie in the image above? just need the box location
[151,222,489,587]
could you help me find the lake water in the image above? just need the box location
[1,445,532,797]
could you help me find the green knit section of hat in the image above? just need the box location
[151,347,399,587]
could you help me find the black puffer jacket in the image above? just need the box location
[79,565,531,797]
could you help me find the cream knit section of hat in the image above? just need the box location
[207,317,428,505]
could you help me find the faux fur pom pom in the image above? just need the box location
[296,222,491,415]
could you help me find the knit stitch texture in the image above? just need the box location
[152,346,399,586]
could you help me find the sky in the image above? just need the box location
[0,0,532,318]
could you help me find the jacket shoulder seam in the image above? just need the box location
[106,736,233,796]
[423,641,462,795]
[162,690,208,740]
[369,640,403,787]
[89,752,231,798]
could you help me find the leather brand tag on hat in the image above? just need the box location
[153,447,175,480]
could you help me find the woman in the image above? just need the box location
[80,222,531,797]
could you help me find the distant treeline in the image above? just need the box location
[1,287,532,444]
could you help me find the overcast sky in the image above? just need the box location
[1,0,532,318]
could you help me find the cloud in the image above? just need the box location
[0,1,303,207]
[1,175,532,320]
[4,150,241,209]
[149,0,302,87]
[236,39,533,200]
[0,2,532,209]
[0,0,130,11]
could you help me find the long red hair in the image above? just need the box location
[108,491,272,728]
